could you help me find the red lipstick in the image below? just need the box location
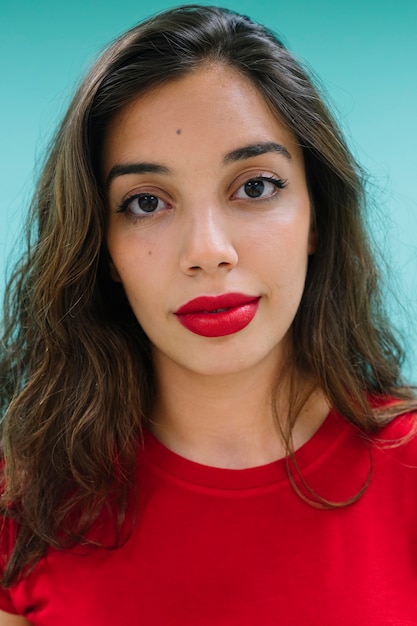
[175,293,260,337]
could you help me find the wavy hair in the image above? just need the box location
[1,4,415,585]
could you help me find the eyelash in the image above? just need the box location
[116,193,170,218]
[115,175,288,221]
[232,175,288,200]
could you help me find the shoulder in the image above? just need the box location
[0,517,19,618]
[368,410,417,481]
[375,409,417,442]
[365,394,417,457]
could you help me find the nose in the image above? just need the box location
[179,204,238,275]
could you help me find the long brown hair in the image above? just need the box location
[1,4,415,586]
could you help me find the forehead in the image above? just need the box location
[101,63,302,173]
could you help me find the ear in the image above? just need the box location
[108,258,122,282]
[308,226,318,255]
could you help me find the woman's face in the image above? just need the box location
[103,64,316,378]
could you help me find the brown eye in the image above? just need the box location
[136,194,160,212]
[244,179,266,198]
[117,192,171,217]
[232,176,287,201]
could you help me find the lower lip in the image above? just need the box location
[175,298,260,337]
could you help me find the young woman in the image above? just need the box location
[1,5,416,624]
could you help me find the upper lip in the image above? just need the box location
[175,293,259,315]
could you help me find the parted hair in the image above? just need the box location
[1,4,415,586]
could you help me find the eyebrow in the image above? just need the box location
[223,142,292,164]
[106,162,170,188]
[106,142,292,188]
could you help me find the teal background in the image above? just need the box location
[1,0,416,381]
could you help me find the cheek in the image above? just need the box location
[253,212,312,266]
[114,267,157,330]
[108,236,172,308]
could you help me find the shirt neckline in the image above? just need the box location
[140,408,349,490]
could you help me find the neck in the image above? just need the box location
[149,356,329,469]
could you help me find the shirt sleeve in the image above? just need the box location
[0,516,19,614]
[0,587,18,614]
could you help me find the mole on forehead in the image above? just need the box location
[176,129,182,135]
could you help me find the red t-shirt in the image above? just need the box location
[1,407,417,625]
